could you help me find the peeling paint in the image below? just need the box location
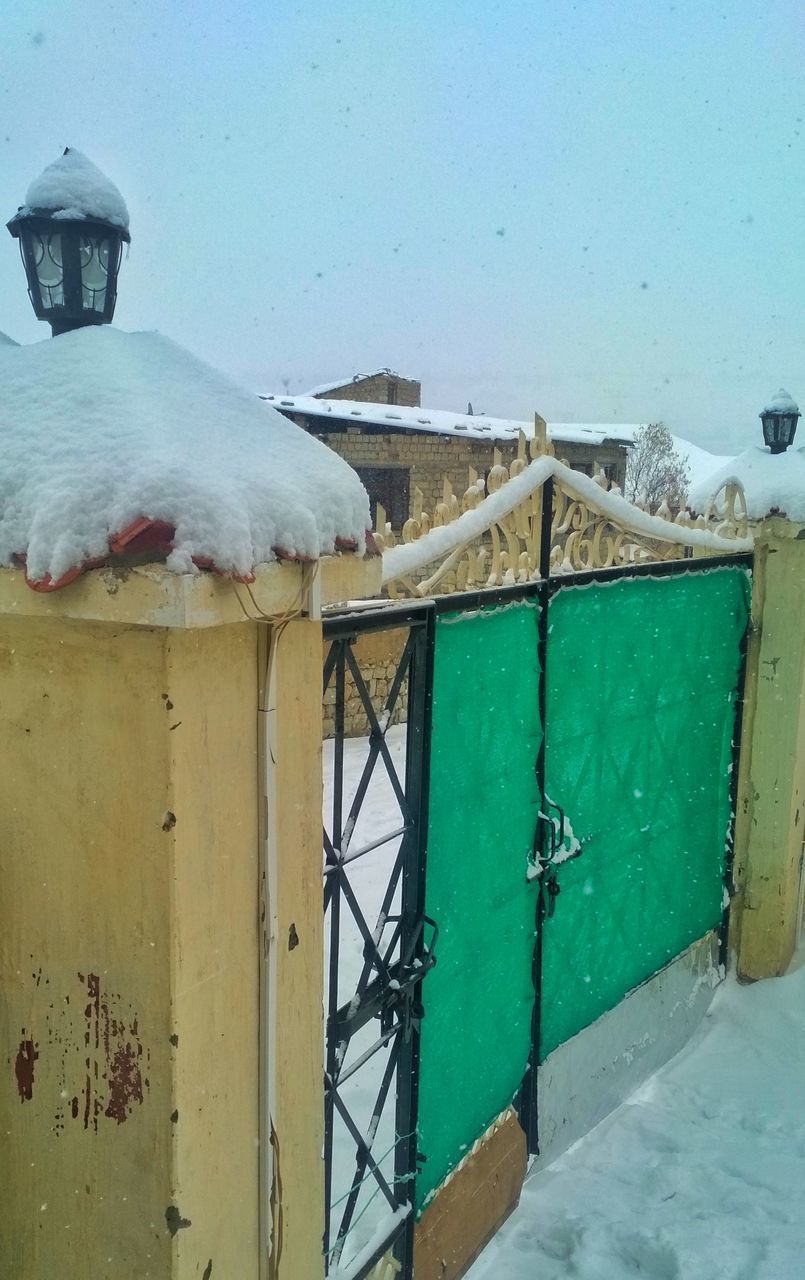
[14,1035,38,1101]
[202,1261,213,1280]
[105,1042,144,1124]
[164,1205,192,1236]
[53,972,153,1131]
[288,922,299,951]
[162,810,177,831]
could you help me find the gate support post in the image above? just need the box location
[733,518,805,979]
[261,617,326,1280]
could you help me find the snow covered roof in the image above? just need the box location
[261,393,639,449]
[0,328,369,591]
[304,368,410,397]
[0,331,19,347]
[16,149,130,234]
[671,436,734,492]
[690,444,805,522]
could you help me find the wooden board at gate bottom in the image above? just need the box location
[413,1108,527,1279]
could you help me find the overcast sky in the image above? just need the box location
[2,1,803,453]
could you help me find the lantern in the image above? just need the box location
[760,389,800,454]
[7,149,130,336]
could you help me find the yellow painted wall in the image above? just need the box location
[0,615,260,1279]
[0,616,175,1277]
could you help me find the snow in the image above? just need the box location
[690,445,805,522]
[263,393,641,448]
[762,387,799,416]
[20,149,130,232]
[305,369,407,397]
[468,957,805,1280]
[670,435,733,493]
[0,326,369,586]
[329,1206,410,1280]
[0,331,19,347]
[381,454,752,585]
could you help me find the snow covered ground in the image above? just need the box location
[468,956,805,1280]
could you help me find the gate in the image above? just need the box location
[538,562,751,1062]
[322,546,751,1275]
[322,602,436,1278]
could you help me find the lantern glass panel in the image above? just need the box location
[79,235,110,311]
[31,230,65,307]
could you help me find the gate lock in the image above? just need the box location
[379,914,438,1042]
[534,798,567,919]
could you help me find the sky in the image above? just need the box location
[1,0,804,454]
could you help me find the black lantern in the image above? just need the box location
[7,149,130,337]
[759,389,800,454]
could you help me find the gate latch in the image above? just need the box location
[532,797,571,918]
[379,914,438,1041]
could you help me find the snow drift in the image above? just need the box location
[0,327,370,589]
[690,445,805,522]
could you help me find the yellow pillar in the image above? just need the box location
[733,518,805,979]
[0,556,380,1280]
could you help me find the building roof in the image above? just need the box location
[303,369,412,397]
[261,392,640,449]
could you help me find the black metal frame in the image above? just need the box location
[719,575,753,970]
[322,601,435,1279]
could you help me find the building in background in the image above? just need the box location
[263,376,637,528]
[306,368,421,408]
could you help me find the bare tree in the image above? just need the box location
[625,423,690,510]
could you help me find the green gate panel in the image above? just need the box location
[540,568,749,1059]
[416,601,540,1208]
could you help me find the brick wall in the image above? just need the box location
[305,430,628,523]
[320,374,421,407]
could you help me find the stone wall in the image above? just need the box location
[323,626,409,738]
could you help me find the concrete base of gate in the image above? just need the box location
[413,1108,526,1279]
[534,930,721,1168]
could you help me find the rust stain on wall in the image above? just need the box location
[105,1041,144,1124]
[15,969,152,1131]
[14,1034,38,1101]
[40,973,154,1132]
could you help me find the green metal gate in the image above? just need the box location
[413,557,750,1212]
[539,566,751,1060]
[416,598,541,1208]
